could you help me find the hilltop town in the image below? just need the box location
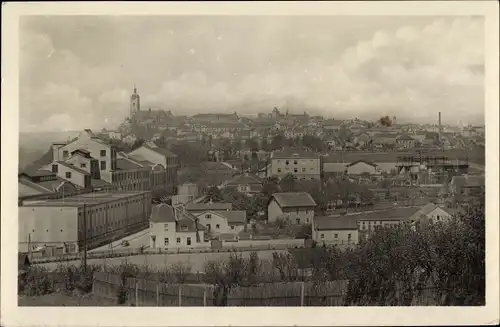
[18,86,485,305]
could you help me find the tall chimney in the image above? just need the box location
[438,112,442,140]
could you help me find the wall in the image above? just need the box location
[267,199,284,222]
[149,221,176,248]
[270,158,321,178]
[64,155,92,174]
[18,206,79,253]
[282,207,314,225]
[358,219,402,231]
[313,229,358,245]
[347,162,377,175]
[221,238,305,249]
[195,211,233,235]
[58,133,115,183]
[112,168,151,191]
[425,207,453,224]
[77,192,152,250]
[54,163,87,188]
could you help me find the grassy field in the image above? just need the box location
[18,292,119,306]
[38,249,287,272]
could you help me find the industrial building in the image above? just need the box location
[19,191,152,255]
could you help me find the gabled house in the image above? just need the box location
[449,175,485,196]
[194,210,247,236]
[268,192,317,225]
[408,203,456,225]
[225,173,263,195]
[345,160,378,175]
[149,203,206,249]
[312,216,359,246]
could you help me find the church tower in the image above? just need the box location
[130,85,141,118]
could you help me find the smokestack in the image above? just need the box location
[438,112,442,140]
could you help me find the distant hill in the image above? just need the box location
[18,131,80,171]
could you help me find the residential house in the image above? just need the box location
[18,168,78,198]
[408,203,456,225]
[396,134,418,149]
[323,119,343,133]
[270,148,321,180]
[44,161,92,189]
[225,173,263,195]
[345,160,378,175]
[353,132,371,147]
[149,203,206,249]
[312,216,358,246]
[371,133,398,148]
[194,210,247,236]
[268,192,316,224]
[356,207,422,231]
[449,175,485,196]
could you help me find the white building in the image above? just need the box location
[149,203,207,250]
[193,210,247,237]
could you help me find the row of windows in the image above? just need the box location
[277,167,315,173]
[164,237,192,245]
[62,149,107,158]
[276,159,317,165]
[320,233,352,239]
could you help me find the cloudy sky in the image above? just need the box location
[20,15,484,132]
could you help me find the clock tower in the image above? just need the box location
[130,85,141,118]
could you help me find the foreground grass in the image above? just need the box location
[18,292,121,306]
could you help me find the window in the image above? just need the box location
[63,150,69,158]
[294,168,298,173]
[285,160,289,165]
[436,215,440,221]
[334,234,338,238]
[207,224,211,231]
[164,224,168,230]
[294,160,298,165]
[296,208,299,214]
[216,224,220,229]
[296,218,300,224]
[52,164,58,173]
[181,225,188,231]
[101,161,106,170]
[348,234,352,239]
[302,168,306,172]
[321,234,324,239]
[176,237,181,244]
[231,225,235,230]
[187,237,191,246]
[65,172,72,178]
[100,150,106,157]
[81,163,87,168]
[306,218,309,223]
[277,168,282,173]
[206,214,211,219]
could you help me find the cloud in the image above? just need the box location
[20,16,484,132]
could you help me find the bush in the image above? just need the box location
[23,266,57,296]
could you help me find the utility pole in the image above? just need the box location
[83,203,88,272]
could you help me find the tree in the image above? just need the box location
[279,174,297,192]
[131,138,145,150]
[205,185,224,202]
[262,177,280,198]
[245,138,259,152]
[341,198,485,306]
[272,252,298,282]
[379,116,393,127]
[169,262,192,284]
[270,134,285,150]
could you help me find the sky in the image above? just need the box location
[20,15,485,132]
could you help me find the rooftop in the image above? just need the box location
[272,147,320,159]
[186,202,233,211]
[150,203,176,223]
[57,161,91,176]
[271,192,317,208]
[212,210,247,225]
[21,191,150,208]
[356,207,422,221]
[314,216,359,231]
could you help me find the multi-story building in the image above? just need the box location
[128,142,178,194]
[51,129,118,184]
[149,203,207,249]
[19,191,152,254]
[267,192,316,225]
[270,148,321,180]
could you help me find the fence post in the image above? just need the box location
[300,282,305,307]
[135,279,139,306]
[178,285,182,306]
[156,281,160,306]
[203,286,207,307]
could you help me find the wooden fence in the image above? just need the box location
[92,272,349,306]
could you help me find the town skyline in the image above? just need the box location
[20,15,484,133]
